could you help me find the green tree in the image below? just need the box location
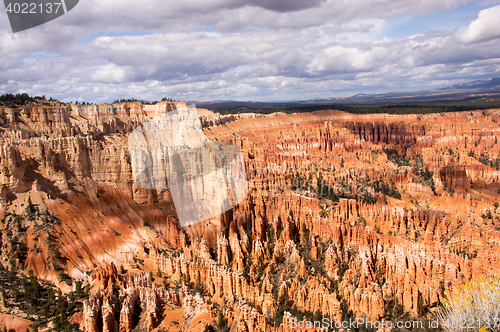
[30,323,39,332]
[217,311,229,332]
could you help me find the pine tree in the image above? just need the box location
[75,280,82,298]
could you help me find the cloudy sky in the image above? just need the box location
[1,0,500,103]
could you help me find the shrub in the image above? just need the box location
[437,276,500,332]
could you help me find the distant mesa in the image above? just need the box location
[447,77,500,90]
[195,77,500,110]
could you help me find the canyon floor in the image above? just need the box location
[0,101,500,331]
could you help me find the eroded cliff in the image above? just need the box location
[1,101,500,331]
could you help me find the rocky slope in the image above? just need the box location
[1,101,500,331]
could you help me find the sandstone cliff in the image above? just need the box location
[1,101,500,331]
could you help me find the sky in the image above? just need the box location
[1,0,500,103]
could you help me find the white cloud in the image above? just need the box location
[456,4,500,43]
[1,0,500,102]
[91,64,131,83]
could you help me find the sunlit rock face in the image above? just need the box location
[1,101,500,331]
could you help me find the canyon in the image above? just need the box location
[1,100,500,331]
